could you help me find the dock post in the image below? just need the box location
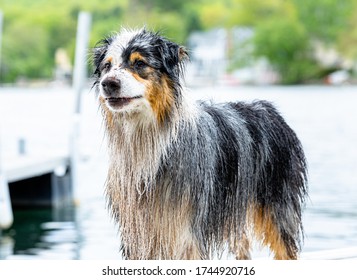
[0,126,13,230]
[70,11,92,205]
[0,10,4,78]
[0,175,13,230]
[0,11,3,77]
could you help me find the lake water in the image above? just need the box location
[0,85,356,259]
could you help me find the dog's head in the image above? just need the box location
[93,28,188,123]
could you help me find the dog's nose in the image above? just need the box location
[101,78,121,97]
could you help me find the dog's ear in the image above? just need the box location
[160,40,189,77]
[178,46,189,63]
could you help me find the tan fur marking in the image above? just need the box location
[145,75,174,124]
[252,206,297,260]
[129,52,146,64]
[131,71,149,83]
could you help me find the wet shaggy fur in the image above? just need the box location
[93,28,308,260]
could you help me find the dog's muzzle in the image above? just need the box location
[100,76,142,110]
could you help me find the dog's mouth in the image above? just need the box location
[106,96,142,109]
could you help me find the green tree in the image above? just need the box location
[226,0,355,83]
[2,21,52,82]
[292,0,354,44]
[199,1,231,28]
[337,4,357,60]
[253,17,319,84]
[227,0,296,27]
[1,0,355,84]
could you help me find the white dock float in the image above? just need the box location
[5,154,69,183]
[5,154,72,207]
[0,153,73,230]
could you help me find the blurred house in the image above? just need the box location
[186,27,278,86]
[186,27,357,86]
[186,28,227,86]
[314,41,352,85]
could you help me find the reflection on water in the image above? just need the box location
[1,194,121,260]
[4,207,78,258]
[1,86,357,259]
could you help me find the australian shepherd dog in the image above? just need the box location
[92,28,308,260]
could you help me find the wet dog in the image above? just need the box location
[92,28,308,260]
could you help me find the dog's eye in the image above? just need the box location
[134,60,146,69]
[102,62,111,71]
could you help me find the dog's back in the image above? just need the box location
[156,100,307,259]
